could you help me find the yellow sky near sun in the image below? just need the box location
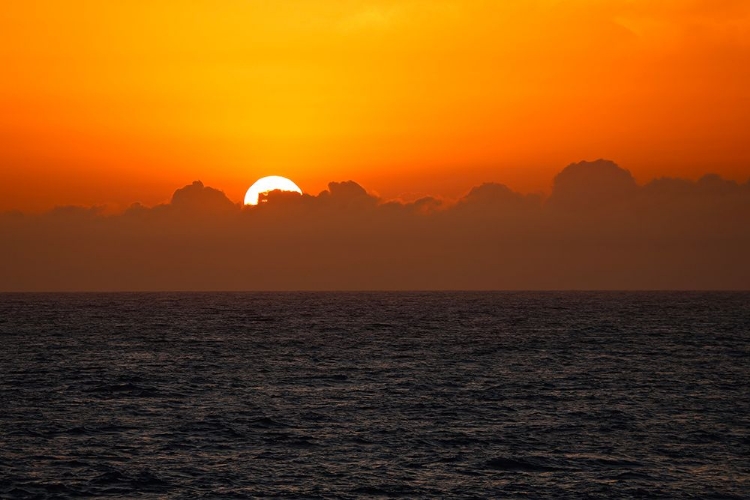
[1,0,749,211]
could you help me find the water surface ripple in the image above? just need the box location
[1,292,748,498]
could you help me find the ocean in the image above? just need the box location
[1,292,748,498]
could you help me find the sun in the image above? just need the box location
[244,176,303,205]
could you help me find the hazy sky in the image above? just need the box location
[2,1,749,212]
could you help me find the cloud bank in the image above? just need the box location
[2,160,748,291]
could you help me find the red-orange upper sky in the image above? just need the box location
[2,0,749,212]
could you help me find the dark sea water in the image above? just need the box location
[1,292,749,499]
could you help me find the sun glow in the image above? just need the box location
[244,176,303,205]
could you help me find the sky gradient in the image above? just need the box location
[2,0,749,212]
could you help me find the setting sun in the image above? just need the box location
[244,176,303,205]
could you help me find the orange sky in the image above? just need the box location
[2,0,749,212]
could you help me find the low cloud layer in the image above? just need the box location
[2,160,748,290]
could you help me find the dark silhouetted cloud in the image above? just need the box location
[1,161,748,291]
[548,159,638,210]
[170,180,237,214]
